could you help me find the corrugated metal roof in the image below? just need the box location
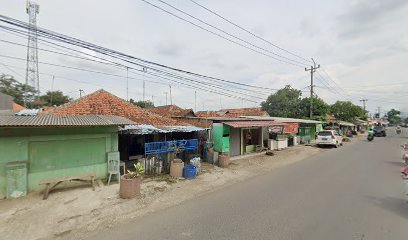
[119,125,206,135]
[15,109,40,116]
[119,125,169,135]
[241,116,322,124]
[0,115,135,127]
[159,126,206,132]
[223,121,284,128]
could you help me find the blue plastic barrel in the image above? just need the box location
[183,165,196,179]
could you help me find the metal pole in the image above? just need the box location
[50,75,54,106]
[126,67,129,101]
[169,85,172,105]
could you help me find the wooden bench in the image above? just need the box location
[39,173,95,200]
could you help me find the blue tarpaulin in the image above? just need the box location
[145,139,199,155]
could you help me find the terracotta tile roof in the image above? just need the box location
[223,121,284,128]
[46,89,189,126]
[196,108,268,118]
[196,111,221,117]
[12,103,26,111]
[148,105,195,118]
[221,107,269,118]
[326,114,336,121]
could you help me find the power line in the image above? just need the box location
[0,22,278,101]
[156,0,309,66]
[138,0,305,68]
[0,22,279,92]
[188,0,312,64]
[0,55,261,103]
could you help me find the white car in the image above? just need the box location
[316,130,343,148]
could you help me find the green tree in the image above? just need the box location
[261,85,302,118]
[39,91,71,107]
[329,101,364,122]
[129,99,155,108]
[0,74,37,105]
[299,96,330,118]
[387,109,402,124]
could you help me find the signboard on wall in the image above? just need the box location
[269,126,283,134]
[284,123,299,134]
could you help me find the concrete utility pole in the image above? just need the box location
[79,89,84,98]
[126,67,129,101]
[194,90,197,112]
[169,85,172,105]
[142,67,147,102]
[305,58,320,118]
[360,99,368,116]
[25,0,40,96]
[50,75,54,106]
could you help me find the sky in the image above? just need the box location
[0,0,407,116]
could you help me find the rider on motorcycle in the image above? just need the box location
[368,127,375,136]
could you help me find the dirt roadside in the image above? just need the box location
[0,140,358,240]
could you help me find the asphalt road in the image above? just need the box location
[88,130,408,240]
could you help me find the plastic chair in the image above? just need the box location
[107,159,120,185]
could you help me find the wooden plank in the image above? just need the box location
[39,173,95,185]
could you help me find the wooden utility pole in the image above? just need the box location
[305,58,320,118]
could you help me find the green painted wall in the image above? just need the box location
[0,126,119,198]
[212,123,230,153]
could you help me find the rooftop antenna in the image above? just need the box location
[25,0,40,96]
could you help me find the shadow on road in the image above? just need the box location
[365,195,408,219]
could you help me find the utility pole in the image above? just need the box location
[377,106,381,119]
[50,75,54,106]
[305,58,320,118]
[126,67,129,101]
[25,0,40,96]
[79,89,84,98]
[360,99,368,116]
[194,90,197,112]
[142,67,147,102]
[169,85,172,105]
[151,95,154,104]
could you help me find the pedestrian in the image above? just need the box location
[401,167,408,203]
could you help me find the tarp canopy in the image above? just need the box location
[223,121,284,128]
[120,125,206,135]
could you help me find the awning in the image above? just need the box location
[223,121,284,128]
[337,121,355,127]
[119,125,206,135]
